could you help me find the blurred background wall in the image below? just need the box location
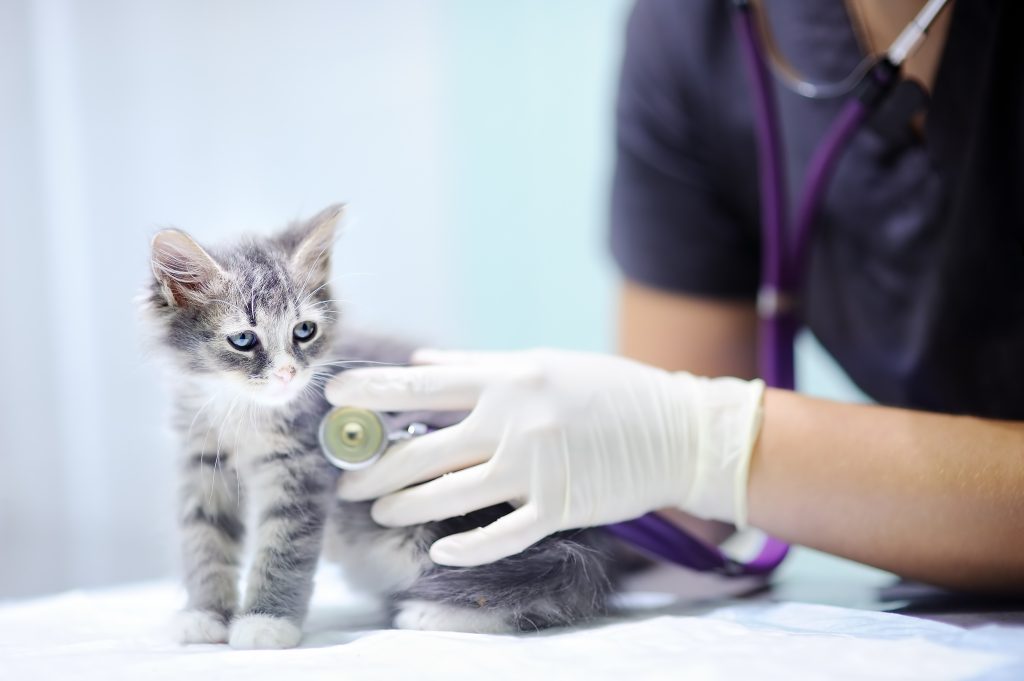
[0,0,864,599]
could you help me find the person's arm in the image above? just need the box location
[619,279,757,544]
[750,389,1024,594]
[618,279,758,378]
[326,349,1023,593]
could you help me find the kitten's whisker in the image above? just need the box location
[295,240,334,304]
[227,400,249,500]
[248,401,259,432]
[297,281,330,309]
[297,381,320,405]
[310,359,409,368]
[309,299,347,307]
[198,392,226,480]
[208,298,247,316]
[185,392,219,451]
[210,396,239,504]
[305,379,331,393]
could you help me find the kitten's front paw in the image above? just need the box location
[170,610,229,644]
[229,613,302,649]
[394,599,513,634]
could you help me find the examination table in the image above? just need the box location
[2,548,1022,680]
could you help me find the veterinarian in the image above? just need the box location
[325,0,1024,593]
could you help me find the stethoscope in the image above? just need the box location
[319,406,427,470]
[320,0,953,575]
[737,0,952,393]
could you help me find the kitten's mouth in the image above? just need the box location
[247,375,311,405]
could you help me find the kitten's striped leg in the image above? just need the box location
[231,450,334,650]
[175,451,244,644]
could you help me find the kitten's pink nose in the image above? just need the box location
[273,366,297,384]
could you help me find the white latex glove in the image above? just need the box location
[326,348,765,567]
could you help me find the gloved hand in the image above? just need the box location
[326,348,765,567]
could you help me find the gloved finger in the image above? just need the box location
[336,419,490,501]
[325,365,508,411]
[369,462,518,526]
[427,505,551,567]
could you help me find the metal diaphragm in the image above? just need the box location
[319,406,388,470]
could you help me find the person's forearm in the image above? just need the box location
[748,389,1024,594]
[618,280,758,545]
[617,280,758,378]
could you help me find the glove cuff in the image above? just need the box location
[676,375,766,526]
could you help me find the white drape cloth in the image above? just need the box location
[2,576,1022,680]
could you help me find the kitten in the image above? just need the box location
[142,204,626,649]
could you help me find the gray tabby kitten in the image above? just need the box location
[142,204,626,649]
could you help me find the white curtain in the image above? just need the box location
[0,0,629,598]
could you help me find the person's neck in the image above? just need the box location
[844,0,953,96]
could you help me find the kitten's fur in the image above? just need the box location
[142,204,625,649]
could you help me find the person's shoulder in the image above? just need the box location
[627,0,727,43]
[624,0,733,83]
[631,0,720,21]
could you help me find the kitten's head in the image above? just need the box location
[143,203,344,406]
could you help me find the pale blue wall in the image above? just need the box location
[439,0,627,352]
[437,2,868,404]
[1,0,864,598]
[0,0,635,598]
[797,331,870,402]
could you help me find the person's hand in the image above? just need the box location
[326,348,765,567]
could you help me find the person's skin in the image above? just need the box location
[844,0,952,96]
[750,391,1024,594]
[619,280,1024,595]
[844,0,952,135]
[618,281,758,379]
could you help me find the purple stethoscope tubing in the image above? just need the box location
[604,1,899,576]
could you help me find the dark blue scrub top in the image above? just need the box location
[610,0,1024,418]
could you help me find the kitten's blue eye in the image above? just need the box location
[227,330,258,351]
[293,321,317,342]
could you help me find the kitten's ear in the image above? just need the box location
[287,203,345,284]
[150,229,225,307]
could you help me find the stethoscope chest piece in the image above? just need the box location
[319,406,427,470]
